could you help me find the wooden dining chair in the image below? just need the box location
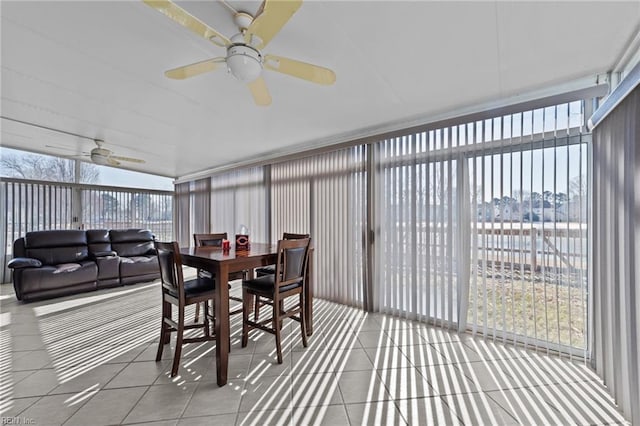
[193,233,246,322]
[155,241,217,377]
[241,237,311,364]
[254,232,310,321]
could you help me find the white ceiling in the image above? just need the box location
[1,1,639,179]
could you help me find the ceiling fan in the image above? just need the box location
[47,139,146,167]
[143,0,336,106]
[87,139,146,166]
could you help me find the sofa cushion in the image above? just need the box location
[87,229,112,254]
[120,255,158,278]
[110,229,155,257]
[20,261,97,294]
[24,229,89,265]
[91,251,117,258]
[53,263,82,274]
[110,229,154,243]
[25,230,87,248]
[26,246,89,265]
[24,230,89,264]
[112,241,154,257]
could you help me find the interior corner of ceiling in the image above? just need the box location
[613,23,640,76]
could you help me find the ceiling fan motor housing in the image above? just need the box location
[227,34,262,82]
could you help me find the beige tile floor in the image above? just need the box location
[0,278,629,425]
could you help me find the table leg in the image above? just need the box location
[215,263,230,386]
[305,249,314,336]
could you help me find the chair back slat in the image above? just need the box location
[282,232,310,240]
[194,233,227,247]
[155,241,184,294]
[275,238,310,287]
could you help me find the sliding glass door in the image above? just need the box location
[373,134,468,327]
[468,141,589,355]
[372,101,590,355]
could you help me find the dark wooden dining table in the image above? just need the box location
[179,242,314,386]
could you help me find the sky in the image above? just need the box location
[0,146,174,191]
[94,166,173,191]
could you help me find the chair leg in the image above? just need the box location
[254,295,261,321]
[156,323,166,362]
[279,299,285,331]
[203,301,210,337]
[171,305,185,377]
[242,289,251,348]
[156,301,170,362]
[194,302,200,323]
[299,292,308,348]
[274,297,283,364]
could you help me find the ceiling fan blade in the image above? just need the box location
[247,77,272,106]
[47,145,91,155]
[165,57,226,79]
[107,158,122,167]
[45,144,74,151]
[110,155,146,164]
[143,0,231,47]
[244,0,302,50]
[263,54,336,85]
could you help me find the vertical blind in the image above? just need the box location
[176,100,592,354]
[210,167,267,243]
[271,147,367,306]
[591,85,639,424]
[191,178,211,236]
[174,182,190,247]
[1,180,73,283]
[373,133,470,327]
[465,103,590,357]
[271,160,311,237]
[372,101,589,352]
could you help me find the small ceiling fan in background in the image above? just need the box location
[143,0,336,105]
[47,139,146,167]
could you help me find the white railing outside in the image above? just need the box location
[1,178,173,283]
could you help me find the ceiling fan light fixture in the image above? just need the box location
[90,152,110,166]
[233,12,253,32]
[226,44,262,82]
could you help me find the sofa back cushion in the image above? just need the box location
[24,230,89,265]
[110,229,154,257]
[87,229,112,254]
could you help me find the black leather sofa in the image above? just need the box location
[8,229,160,302]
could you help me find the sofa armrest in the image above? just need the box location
[146,248,157,255]
[92,251,118,258]
[8,257,42,269]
